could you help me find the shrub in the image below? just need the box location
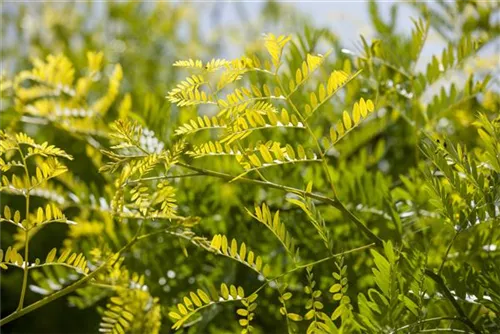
[1,1,499,333]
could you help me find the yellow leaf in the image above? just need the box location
[366,99,375,112]
[306,181,313,193]
[281,109,290,124]
[310,92,318,109]
[336,120,345,137]
[198,289,211,304]
[221,283,229,299]
[329,283,342,293]
[211,234,221,251]
[359,99,367,118]
[343,110,352,130]
[255,256,262,271]
[353,104,361,123]
[286,145,295,160]
[297,145,306,159]
[318,84,326,101]
[230,285,238,299]
[287,313,303,321]
[4,206,11,220]
[248,154,262,167]
[239,242,247,260]
[259,145,274,163]
[296,68,303,84]
[177,303,188,315]
[14,210,20,224]
[247,251,255,265]
[330,127,337,143]
[221,235,228,254]
[46,248,57,263]
[168,312,182,320]
[46,204,52,220]
[58,249,71,263]
[230,239,238,257]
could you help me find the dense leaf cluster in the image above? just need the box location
[1,1,499,333]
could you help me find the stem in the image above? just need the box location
[424,269,481,334]
[1,225,142,327]
[127,172,203,185]
[277,286,293,334]
[275,69,383,254]
[390,316,462,333]
[417,329,467,333]
[438,231,459,275]
[276,72,338,198]
[17,145,30,311]
[252,243,375,296]
[177,162,383,247]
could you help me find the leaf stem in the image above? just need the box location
[390,316,464,333]
[424,269,481,334]
[17,144,30,311]
[438,231,459,275]
[177,162,383,247]
[253,243,375,296]
[0,225,142,327]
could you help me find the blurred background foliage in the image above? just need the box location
[1,1,499,333]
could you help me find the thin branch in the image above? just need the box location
[424,269,481,334]
[252,243,375,297]
[438,231,459,275]
[0,225,143,327]
[390,316,465,333]
[16,144,30,311]
[127,173,203,185]
[177,162,383,247]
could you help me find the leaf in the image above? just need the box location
[45,248,57,263]
[13,211,20,224]
[4,206,11,220]
[197,289,211,304]
[287,313,303,321]
[343,110,352,130]
[221,283,228,299]
[239,242,247,260]
[331,305,344,321]
[259,145,274,163]
[402,296,419,317]
[329,284,342,293]
[168,311,181,320]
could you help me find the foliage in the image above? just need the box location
[1,1,499,333]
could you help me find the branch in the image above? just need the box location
[0,225,142,327]
[424,269,481,334]
[177,162,383,247]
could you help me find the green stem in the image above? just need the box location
[438,231,459,275]
[0,225,142,327]
[177,162,383,247]
[424,269,480,334]
[275,69,383,255]
[278,77,338,198]
[252,243,375,296]
[17,145,30,311]
[127,172,203,185]
[390,316,464,334]
[276,286,293,334]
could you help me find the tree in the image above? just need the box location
[1,1,499,333]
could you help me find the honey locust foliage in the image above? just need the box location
[1,1,499,333]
